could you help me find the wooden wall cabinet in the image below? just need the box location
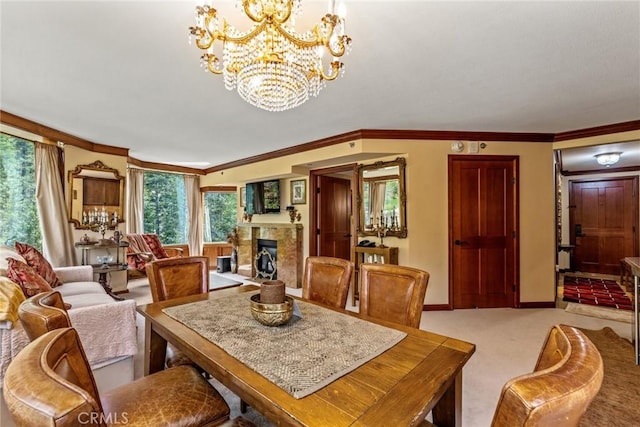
[351,246,399,306]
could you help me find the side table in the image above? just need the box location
[93,264,127,301]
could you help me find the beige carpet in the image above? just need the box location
[566,302,633,324]
[579,327,639,426]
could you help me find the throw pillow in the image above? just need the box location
[0,245,27,277]
[14,242,63,288]
[6,257,53,298]
[0,277,27,329]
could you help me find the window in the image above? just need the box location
[204,191,237,242]
[143,171,187,245]
[0,133,42,249]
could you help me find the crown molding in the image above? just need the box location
[3,109,637,174]
[0,110,129,157]
[554,120,640,141]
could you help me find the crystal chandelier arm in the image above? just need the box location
[319,61,342,81]
[202,53,223,74]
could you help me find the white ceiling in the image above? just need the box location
[1,1,639,170]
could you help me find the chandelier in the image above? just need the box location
[189,0,352,112]
[594,152,621,167]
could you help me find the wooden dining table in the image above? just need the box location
[137,285,475,427]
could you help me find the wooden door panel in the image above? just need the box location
[318,176,351,260]
[570,177,638,274]
[450,156,518,309]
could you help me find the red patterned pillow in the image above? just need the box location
[6,257,53,298]
[142,234,169,259]
[14,242,63,287]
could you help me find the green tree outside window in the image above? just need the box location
[143,171,187,245]
[0,133,42,249]
[204,191,237,242]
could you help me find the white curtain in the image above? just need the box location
[370,181,387,226]
[184,174,204,256]
[34,142,76,266]
[126,168,145,234]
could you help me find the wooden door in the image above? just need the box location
[317,175,352,260]
[569,177,638,274]
[449,156,518,309]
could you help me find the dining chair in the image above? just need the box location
[358,263,429,328]
[18,290,70,341]
[3,327,234,427]
[423,324,604,427]
[490,324,603,426]
[301,256,354,309]
[146,256,210,369]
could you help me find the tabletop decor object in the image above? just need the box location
[260,280,285,304]
[250,294,293,326]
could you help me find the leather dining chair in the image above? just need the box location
[18,290,70,341]
[3,327,233,427]
[423,324,604,427]
[301,256,354,309]
[146,256,209,369]
[489,324,603,426]
[358,263,429,328]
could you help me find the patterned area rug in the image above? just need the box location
[563,276,633,310]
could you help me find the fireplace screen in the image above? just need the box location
[255,239,277,280]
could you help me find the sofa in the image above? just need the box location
[0,245,138,426]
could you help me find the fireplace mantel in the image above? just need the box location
[236,223,303,288]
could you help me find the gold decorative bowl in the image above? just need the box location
[249,294,293,327]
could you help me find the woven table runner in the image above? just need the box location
[163,292,407,398]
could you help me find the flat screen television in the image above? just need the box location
[245,179,280,214]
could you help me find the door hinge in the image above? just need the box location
[512,284,516,292]
[512,177,516,185]
[316,187,321,194]
[316,228,320,235]
[512,230,516,239]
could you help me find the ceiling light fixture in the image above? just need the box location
[595,152,621,167]
[189,0,352,112]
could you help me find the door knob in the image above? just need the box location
[454,240,468,245]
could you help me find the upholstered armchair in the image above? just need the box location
[125,233,184,275]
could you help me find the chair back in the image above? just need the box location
[302,256,353,309]
[359,264,429,328]
[491,324,604,427]
[147,256,209,302]
[18,291,71,341]
[3,327,104,426]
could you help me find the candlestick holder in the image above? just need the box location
[377,226,388,248]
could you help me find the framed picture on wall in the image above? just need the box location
[240,187,246,207]
[290,179,306,205]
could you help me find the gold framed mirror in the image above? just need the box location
[68,161,125,230]
[356,157,407,238]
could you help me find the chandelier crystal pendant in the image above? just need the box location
[189,0,352,112]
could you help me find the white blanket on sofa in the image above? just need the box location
[0,299,138,381]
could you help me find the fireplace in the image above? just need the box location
[236,223,303,288]
[255,239,277,280]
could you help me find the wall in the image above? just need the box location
[59,129,640,307]
[202,138,557,306]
